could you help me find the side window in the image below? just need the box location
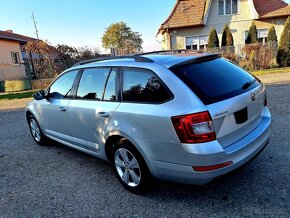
[49,70,78,98]
[77,68,110,100]
[122,68,171,103]
[103,69,117,101]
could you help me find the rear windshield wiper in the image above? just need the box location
[242,79,257,90]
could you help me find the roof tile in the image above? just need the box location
[253,0,290,18]
[160,0,207,30]
[158,0,290,34]
[0,30,36,44]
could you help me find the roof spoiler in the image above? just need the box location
[169,53,222,69]
[136,49,199,55]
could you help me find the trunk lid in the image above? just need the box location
[207,84,266,148]
[169,57,267,147]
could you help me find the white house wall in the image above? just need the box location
[163,0,287,49]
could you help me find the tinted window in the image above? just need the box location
[103,69,117,101]
[122,68,171,103]
[77,68,110,100]
[170,58,260,105]
[49,70,78,98]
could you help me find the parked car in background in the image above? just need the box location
[26,50,271,193]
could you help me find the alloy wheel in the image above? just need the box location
[29,118,41,142]
[114,148,141,187]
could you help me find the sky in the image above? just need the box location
[0,0,176,52]
[0,0,289,53]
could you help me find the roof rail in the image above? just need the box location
[136,49,200,56]
[73,55,154,67]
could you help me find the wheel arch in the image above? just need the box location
[25,109,46,135]
[104,133,153,173]
[25,110,33,122]
[105,135,124,162]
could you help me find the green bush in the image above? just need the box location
[267,25,278,43]
[221,24,234,53]
[246,22,258,44]
[221,24,229,47]
[277,17,290,67]
[207,28,219,48]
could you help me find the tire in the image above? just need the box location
[28,115,46,146]
[111,139,153,193]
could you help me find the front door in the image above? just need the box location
[41,69,78,143]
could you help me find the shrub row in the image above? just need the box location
[31,78,54,90]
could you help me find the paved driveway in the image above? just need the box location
[0,82,289,217]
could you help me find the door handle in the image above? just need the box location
[58,107,66,112]
[98,112,109,118]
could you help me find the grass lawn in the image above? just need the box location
[0,90,37,101]
[251,67,290,76]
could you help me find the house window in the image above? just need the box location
[11,52,20,64]
[218,0,238,15]
[257,29,268,44]
[186,36,209,51]
[199,36,208,51]
[244,29,268,44]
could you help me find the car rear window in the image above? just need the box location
[170,58,260,105]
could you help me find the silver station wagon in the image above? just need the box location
[26,50,271,193]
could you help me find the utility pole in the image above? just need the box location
[30,12,40,85]
[31,12,39,40]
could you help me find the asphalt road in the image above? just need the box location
[0,82,290,217]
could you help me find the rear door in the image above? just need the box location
[170,58,266,147]
[67,67,120,153]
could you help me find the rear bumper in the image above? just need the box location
[148,107,271,185]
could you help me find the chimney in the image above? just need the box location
[5,30,13,33]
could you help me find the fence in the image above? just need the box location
[0,79,31,92]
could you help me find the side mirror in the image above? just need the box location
[33,90,46,100]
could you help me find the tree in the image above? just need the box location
[267,26,278,44]
[102,22,143,54]
[246,22,258,44]
[221,24,229,47]
[56,44,78,61]
[75,46,100,60]
[277,17,290,67]
[207,28,219,48]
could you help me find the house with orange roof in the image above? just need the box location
[0,30,37,82]
[157,0,290,50]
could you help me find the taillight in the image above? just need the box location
[171,111,216,143]
[264,93,267,106]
